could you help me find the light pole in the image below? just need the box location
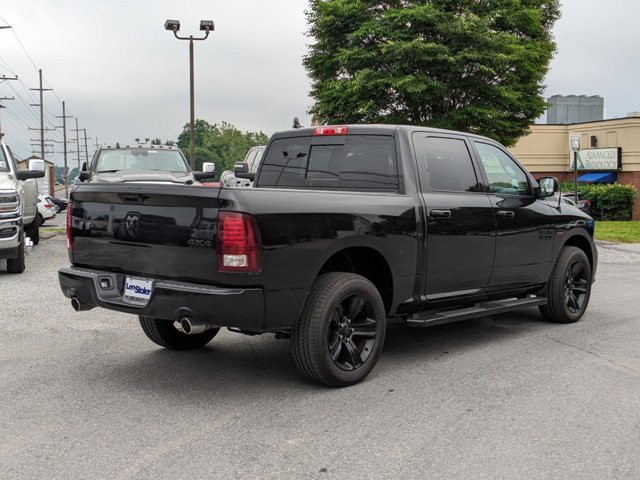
[164,19,214,170]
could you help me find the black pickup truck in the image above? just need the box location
[59,125,597,387]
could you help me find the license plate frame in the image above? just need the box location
[123,276,153,306]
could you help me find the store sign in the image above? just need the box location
[570,147,622,171]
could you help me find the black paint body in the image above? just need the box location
[59,126,598,332]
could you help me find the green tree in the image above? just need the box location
[177,120,269,172]
[305,0,560,146]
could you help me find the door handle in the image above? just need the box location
[430,209,452,219]
[496,210,515,219]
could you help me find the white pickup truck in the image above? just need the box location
[0,140,45,273]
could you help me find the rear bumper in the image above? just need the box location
[58,266,265,331]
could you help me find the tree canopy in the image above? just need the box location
[177,120,269,172]
[305,0,561,146]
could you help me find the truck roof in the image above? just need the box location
[271,124,495,142]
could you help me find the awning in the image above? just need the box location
[577,172,617,183]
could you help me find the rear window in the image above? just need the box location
[256,135,398,191]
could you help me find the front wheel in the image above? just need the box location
[291,272,386,387]
[7,232,25,273]
[138,316,219,350]
[539,246,592,323]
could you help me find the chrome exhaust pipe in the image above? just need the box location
[71,297,94,312]
[180,317,217,335]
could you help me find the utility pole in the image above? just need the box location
[29,69,53,160]
[72,118,82,171]
[0,96,15,139]
[55,101,73,197]
[0,72,18,139]
[83,128,89,164]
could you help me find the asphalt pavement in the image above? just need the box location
[1,236,639,479]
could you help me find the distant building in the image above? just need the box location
[547,95,604,124]
[17,156,56,197]
[509,114,640,220]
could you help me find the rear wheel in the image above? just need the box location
[539,246,592,323]
[7,232,25,274]
[138,316,219,350]
[291,272,386,387]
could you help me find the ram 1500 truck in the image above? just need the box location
[0,140,45,273]
[58,125,597,387]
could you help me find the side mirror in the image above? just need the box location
[202,162,215,173]
[29,159,45,172]
[78,162,90,182]
[16,159,45,180]
[536,176,559,198]
[234,162,255,181]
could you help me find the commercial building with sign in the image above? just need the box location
[509,115,640,220]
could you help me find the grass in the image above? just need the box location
[594,221,640,243]
[41,227,65,234]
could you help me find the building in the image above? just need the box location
[547,95,604,124]
[17,156,56,197]
[509,114,640,220]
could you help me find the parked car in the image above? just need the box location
[48,196,69,213]
[37,194,56,224]
[560,192,592,214]
[219,145,265,188]
[0,140,44,272]
[59,125,597,387]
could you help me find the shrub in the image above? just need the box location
[581,184,637,221]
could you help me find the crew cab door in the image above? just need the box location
[413,133,496,299]
[471,141,555,289]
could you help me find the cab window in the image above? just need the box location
[474,142,531,196]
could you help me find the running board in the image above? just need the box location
[406,296,547,328]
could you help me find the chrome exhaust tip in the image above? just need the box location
[71,297,94,312]
[179,317,216,335]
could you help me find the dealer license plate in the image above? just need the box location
[123,276,153,306]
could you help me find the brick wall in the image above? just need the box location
[618,172,640,221]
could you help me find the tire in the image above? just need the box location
[53,203,61,214]
[539,246,592,324]
[26,221,40,246]
[7,232,25,274]
[138,316,219,350]
[291,272,386,387]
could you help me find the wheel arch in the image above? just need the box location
[317,246,394,314]
[561,232,594,272]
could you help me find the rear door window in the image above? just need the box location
[257,135,398,191]
[416,136,480,193]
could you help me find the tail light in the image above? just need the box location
[66,203,73,253]
[217,211,262,273]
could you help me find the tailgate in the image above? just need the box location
[69,184,221,284]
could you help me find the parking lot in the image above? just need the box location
[1,234,639,479]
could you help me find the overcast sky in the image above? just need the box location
[1,0,639,166]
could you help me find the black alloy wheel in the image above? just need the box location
[292,272,386,387]
[327,293,378,371]
[565,259,589,313]
[539,246,592,324]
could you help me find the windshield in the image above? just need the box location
[0,146,8,173]
[94,149,189,174]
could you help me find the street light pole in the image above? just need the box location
[164,19,214,170]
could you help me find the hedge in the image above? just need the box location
[581,184,637,221]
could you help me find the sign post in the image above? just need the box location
[570,133,581,201]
